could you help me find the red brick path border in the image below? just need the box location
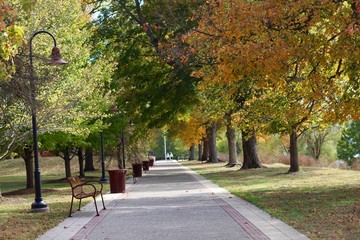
[213,197,270,240]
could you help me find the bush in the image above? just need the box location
[299,156,317,167]
[351,159,360,171]
[328,160,349,170]
[259,153,280,164]
[260,154,318,167]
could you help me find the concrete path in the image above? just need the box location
[37,160,309,240]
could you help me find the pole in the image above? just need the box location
[100,130,107,182]
[121,130,125,169]
[29,31,58,213]
[164,135,167,160]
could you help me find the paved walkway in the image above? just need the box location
[37,160,309,240]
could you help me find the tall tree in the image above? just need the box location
[304,127,332,160]
[92,0,201,128]
[184,5,265,168]
[2,0,114,187]
[0,1,25,159]
[260,0,359,172]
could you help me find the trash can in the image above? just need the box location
[148,158,154,167]
[148,156,155,167]
[132,163,143,178]
[142,160,149,171]
[108,169,127,193]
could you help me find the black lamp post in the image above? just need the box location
[29,30,67,212]
[99,106,118,182]
[121,129,126,169]
[121,119,134,169]
[99,127,107,182]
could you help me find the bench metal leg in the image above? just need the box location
[78,199,82,211]
[100,193,106,210]
[69,196,74,217]
[93,196,99,216]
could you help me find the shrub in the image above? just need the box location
[328,160,349,170]
[299,156,317,167]
[351,159,360,171]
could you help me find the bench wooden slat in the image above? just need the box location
[67,176,106,217]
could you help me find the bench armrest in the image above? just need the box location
[72,183,97,197]
[83,181,104,192]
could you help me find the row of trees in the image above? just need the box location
[92,0,359,172]
[1,0,359,190]
[181,0,359,172]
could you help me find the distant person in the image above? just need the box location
[170,152,173,160]
[166,152,170,160]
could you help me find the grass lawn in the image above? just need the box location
[0,156,117,240]
[1,157,359,240]
[182,161,360,240]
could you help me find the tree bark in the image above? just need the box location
[201,136,209,161]
[198,142,203,161]
[209,122,218,163]
[64,149,72,178]
[22,146,34,189]
[241,130,262,169]
[78,147,85,177]
[84,148,95,171]
[189,144,195,160]
[226,122,238,166]
[311,135,322,160]
[307,131,327,160]
[289,130,300,172]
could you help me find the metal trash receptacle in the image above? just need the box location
[132,163,143,178]
[142,161,149,171]
[108,169,127,193]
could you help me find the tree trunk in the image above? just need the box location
[64,149,72,178]
[307,131,327,160]
[201,137,209,161]
[84,148,95,171]
[289,130,300,172]
[22,146,34,189]
[226,123,238,166]
[198,142,203,161]
[241,130,262,169]
[236,131,242,155]
[310,136,322,160]
[78,147,85,177]
[209,122,218,163]
[116,140,122,169]
[314,138,321,160]
[189,144,195,160]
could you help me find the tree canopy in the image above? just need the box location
[182,0,359,171]
[0,0,359,174]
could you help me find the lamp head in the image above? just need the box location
[48,46,67,65]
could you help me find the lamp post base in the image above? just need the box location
[30,201,50,213]
[99,177,108,183]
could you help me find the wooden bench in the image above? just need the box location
[67,176,106,217]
